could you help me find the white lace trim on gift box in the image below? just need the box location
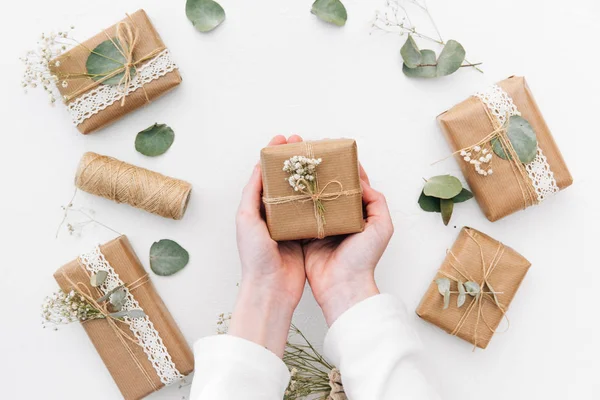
[79,245,184,385]
[474,84,559,202]
[67,49,177,126]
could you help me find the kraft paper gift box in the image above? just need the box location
[416,227,531,349]
[260,139,364,241]
[437,76,572,221]
[50,10,181,134]
[54,236,193,399]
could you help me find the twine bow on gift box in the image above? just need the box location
[60,269,160,392]
[436,229,509,349]
[62,14,166,106]
[262,142,362,239]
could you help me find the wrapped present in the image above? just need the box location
[260,139,364,241]
[438,76,573,221]
[416,227,531,349]
[53,236,193,399]
[49,10,181,134]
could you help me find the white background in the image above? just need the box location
[1,0,598,399]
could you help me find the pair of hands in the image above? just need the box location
[229,135,394,357]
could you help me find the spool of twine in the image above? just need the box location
[75,152,192,220]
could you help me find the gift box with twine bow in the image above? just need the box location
[416,227,531,349]
[53,236,193,399]
[260,139,364,241]
[438,76,572,221]
[49,10,181,134]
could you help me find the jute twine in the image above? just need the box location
[61,264,158,391]
[262,142,362,239]
[326,368,347,400]
[75,152,192,220]
[64,14,165,105]
[437,229,509,349]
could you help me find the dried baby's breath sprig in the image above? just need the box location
[41,289,105,330]
[282,155,327,223]
[216,315,345,399]
[20,27,76,104]
[56,189,121,238]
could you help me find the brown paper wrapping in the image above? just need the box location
[50,10,181,134]
[416,227,531,349]
[260,139,364,241]
[54,236,193,400]
[438,76,572,221]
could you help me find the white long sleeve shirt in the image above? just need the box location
[190,294,439,399]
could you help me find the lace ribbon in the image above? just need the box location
[67,49,177,126]
[474,84,559,202]
[79,246,184,385]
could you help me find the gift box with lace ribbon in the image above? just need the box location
[437,76,572,221]
[417,227,531,349]
[49,10,181,134]
[54,236,193,399]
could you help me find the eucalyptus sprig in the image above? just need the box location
[372,0,482,77]
[41,271,145,330]
[434,278,502,310]
[418,175,473,226]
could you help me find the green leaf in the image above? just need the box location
[418,190,441,212]
[457,281,466,308]
[400,35,422,68]
[311,0,348,26]
[436,40,465,77]
[86,39,135,86]
[492,116,538,164]
[443,289,450,310]
[150,239,190,276]
[109,309,146,319]
[96,285,124,303]
[451,188,473,203]
[135,123,175,157]
[186,0,226,32]
[423,175,462,199]
[464,281,481,297]
[440,198,453,226]
[109,288,127,311]
[403,49,437,78]
[435,278,450,295]
[90,271,108,287]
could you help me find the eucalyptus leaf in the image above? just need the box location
[435,278,450,295]
[90,271,108,287]
[400,35,422,68]
[464,281,480,296]
[186,0,226,32]
[150,239,190,276]
[402,49,437,78]
[436,40,465,77]
[418,190,441,212]
[440,198,453,226]
[86,39,135,86]
[458,281,466,296]
[135,123,175,157]
[451,188,473,203]
[423,175,462,199]
[492,116,538,163]
[109,288,127,311]
[311,0,347,26]
[109,309,146,319]
[443,289,450,310]
[96,285,124,303]
[457,281,466,308]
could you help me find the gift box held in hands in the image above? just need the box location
[49,10,181,134]
[53,236,193,399]
[260,139,364,241]
[416,227,531,349]
[438,76,572,221]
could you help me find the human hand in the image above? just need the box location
[303,164,394,326]
[228,135,306,357]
